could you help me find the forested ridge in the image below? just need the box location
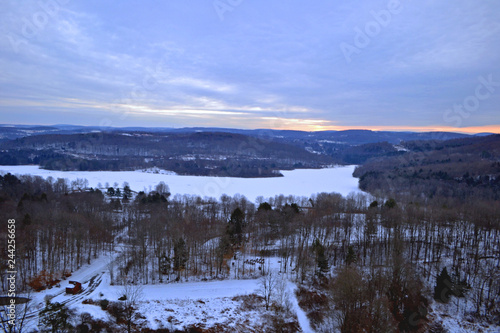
[0,125,479,175]
[0,132,332,177]
[354,134,500,200]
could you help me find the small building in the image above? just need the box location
[65,281,82,294]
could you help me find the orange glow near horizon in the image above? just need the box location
[274,124,500,134]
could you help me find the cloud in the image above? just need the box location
[1,0,499,132]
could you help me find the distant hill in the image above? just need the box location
[353,134,500,200]
[0,131,333,177]
[1,124,470,144]
[0,124,475,167]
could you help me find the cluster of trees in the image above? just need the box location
[295,195,500,332]
[0,174,114,292]
[354,134,500,200]
[114,191,498,330]
[106,185,133,200]
[1,172,499,331]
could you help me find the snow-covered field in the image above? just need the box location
[24,251,310,332]
[0,165,362,202]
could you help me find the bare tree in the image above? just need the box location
[273,276,292,315]
[117,282,144,333]
[329,265,368,332]
[259,271,278,311]
[154,181,170,196]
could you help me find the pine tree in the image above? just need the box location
[434,267,453,303]
[228,207,244,245]
[39,302,75,332]
[346,245,357,265]
[384,198,397,209]
[312,239,329,275]
[173,238,188,271]
[123,185,132,197]
[107,187,115,196]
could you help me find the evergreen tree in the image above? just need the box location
[123,185,132,197]
[434,267,453,303]
[345,245,357,265]
[39,302,75,333]
[312,239,329,275]
[228,207,244,245]
[384,198,397,209]
[107,187,115,196]
[257,202,272,212]
[173,238,188,271]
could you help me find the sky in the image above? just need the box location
[1,0,500,133]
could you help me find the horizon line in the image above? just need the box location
[1,123,499,135]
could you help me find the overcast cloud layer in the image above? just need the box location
[1,0,499,132]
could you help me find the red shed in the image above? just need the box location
[65,281,82,294]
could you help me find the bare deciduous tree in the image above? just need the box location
[259,271,278,311]
[118,282,144,333]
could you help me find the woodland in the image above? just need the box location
[1,169,499,332]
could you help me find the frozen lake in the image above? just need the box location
[0,165,362,202]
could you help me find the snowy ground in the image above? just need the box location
[287,281,314,333]
[22,248,312,332]
[68,273,266,331]
[0,165,362,202]
[430,298,500,333]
